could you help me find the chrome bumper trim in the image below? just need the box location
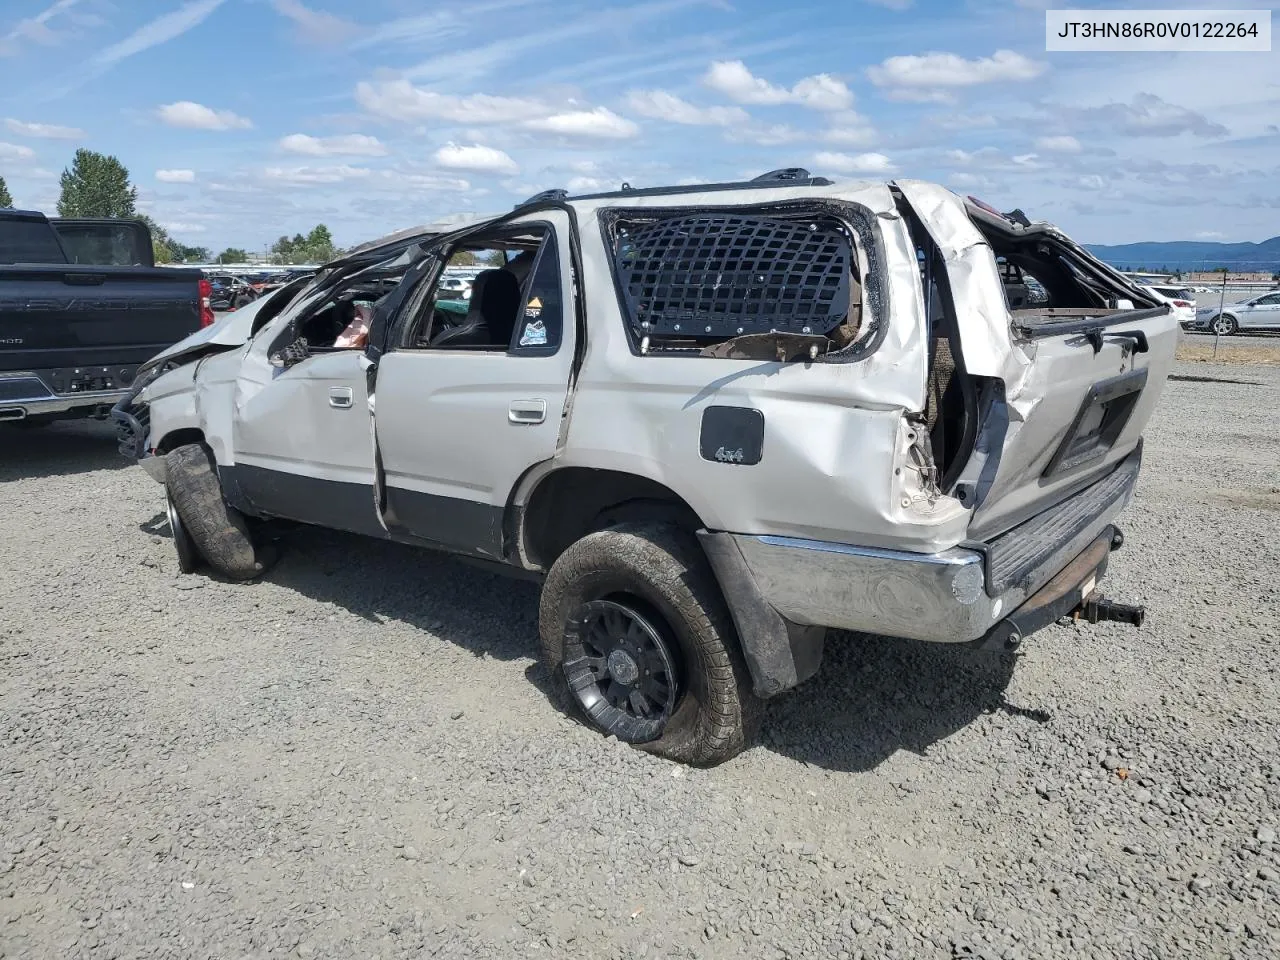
[733,467,1135,644]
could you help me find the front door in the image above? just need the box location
[1240,292,1280,330]
[231,347,380,534]
[371,212,575,560]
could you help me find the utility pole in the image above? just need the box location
[1213,269,1228,361]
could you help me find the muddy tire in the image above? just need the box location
[539,522,758,766]
[164,443,269,581]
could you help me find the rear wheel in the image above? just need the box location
[539,522,758,766]
[1211,313,1238,336]
[164,443,270,581]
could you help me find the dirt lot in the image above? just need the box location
[2,359,1278,960]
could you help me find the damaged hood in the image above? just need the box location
[135,295,271,378]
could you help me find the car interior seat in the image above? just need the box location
[503,249,538,291]
[430,268,521,348]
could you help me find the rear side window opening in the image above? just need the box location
[974,221,1161,319]
[599,204,887,362]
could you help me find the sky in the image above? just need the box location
[0,0,1276,253]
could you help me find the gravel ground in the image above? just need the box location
[2,359,1278,960]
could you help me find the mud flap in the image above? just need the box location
[697,530,825,698]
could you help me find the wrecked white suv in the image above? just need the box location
[115,171,1176,765]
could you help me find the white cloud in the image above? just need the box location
[1195,230,1225,239]
[567,175,610,192]
[1012,153,1041,167]
[525,107,638,139]
[726,123,804,146]
[0,142,37,162]
[1,0,84,52]
[814,150,896,175]
[4,118,84,139]
[156,169,196,183]
[702,60,854,111]
[791,75,856,112]
[161,220,206,233]
[270,0,354,44]
[626,90,749,127]
[867,50,1047,102]
[932,112,999,131]
[865,0,913,8]
[434,143,518,175]
[158,101,252,131]
[823,112,877,147]
[948,172,994,190]
[95,0,224,68]
[1063,94,1227,138]
[356,80,543,124]
[279,133,387,156]
[1035,135,1082,153]
[262,164,373,184]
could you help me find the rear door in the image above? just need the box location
[896,180,1179,539]
[370,212,575,561]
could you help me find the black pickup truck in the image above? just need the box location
[0,210,208,425]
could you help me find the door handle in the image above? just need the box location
[508,399,546,424]
[329,386,354,409]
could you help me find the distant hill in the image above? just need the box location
[1085,235,1280,273]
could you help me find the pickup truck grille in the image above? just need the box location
[984,452,1141,595]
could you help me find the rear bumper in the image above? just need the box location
[704,446,1142,696]
[0,372,127,420]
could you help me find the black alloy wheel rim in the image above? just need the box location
[562,599,679,743]
[167,491,199,574]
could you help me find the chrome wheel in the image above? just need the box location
[1211,314,1237,336]
[562,599,680,743]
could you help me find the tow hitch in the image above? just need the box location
[1075,595,1145,628]
[971,525,1145,654]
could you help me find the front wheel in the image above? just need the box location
[164,443,271,581]
[1211,314,1238,336]
[538,522,758,766]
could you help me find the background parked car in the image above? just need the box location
[1140,285,1196,329]
[1193,289,1280,335]
[205,274,258,311]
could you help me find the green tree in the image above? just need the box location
[217,247,250,263]
[135,214,175,263]
[0,175,12,208]
[270,224,339,264]
[57,149,138,218]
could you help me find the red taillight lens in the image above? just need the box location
[198,277,215,328]
[1173,300,1192,307]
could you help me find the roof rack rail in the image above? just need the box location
[752,167,812,183]
[516,188,567,209]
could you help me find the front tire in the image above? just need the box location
[164,443,269,581]
[1211,314,1238,336]
[166,488,200,574]
[538,522,758,766]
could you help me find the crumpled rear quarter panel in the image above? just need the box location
[562,182,970,554]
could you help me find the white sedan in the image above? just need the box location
[1194,290,1280,335]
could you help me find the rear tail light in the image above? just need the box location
[198,277,215,328]
[1173,300,1192,308]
